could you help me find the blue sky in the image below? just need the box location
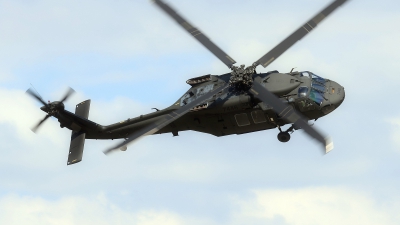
[1,0,400,224]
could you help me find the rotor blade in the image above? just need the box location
[31,114,51,133]
[26,88,48,106]
[152,0,236,68]
[60,87,75,103]
[255,0,348,68]
[104,82,229,154]
[249,78,332,154]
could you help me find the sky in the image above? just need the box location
[1,0,400,224]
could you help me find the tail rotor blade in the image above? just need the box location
[60,87,75,103]
[31,114,51,133]
[27,87,75,134]
[26,88,48,106]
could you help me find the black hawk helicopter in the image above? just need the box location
[27,0,347,165]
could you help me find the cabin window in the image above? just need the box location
[251,110,267,124]
[235,113,250,127]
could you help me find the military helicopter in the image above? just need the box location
[27,0,347,165]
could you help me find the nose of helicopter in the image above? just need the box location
[321,81,345,115]
[329,81,345,107]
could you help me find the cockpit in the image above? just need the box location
[298,71,327,105]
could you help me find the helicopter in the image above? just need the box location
[27,0,347,165]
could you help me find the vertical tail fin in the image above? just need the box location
[67,100,91,165]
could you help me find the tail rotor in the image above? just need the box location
[26,87,75,133]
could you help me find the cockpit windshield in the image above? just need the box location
[300,71,326,105]
[299,71,311,77]
[312,83,325,93]
[309,90,324,105]
[311,73,325,84]
[300,72,325,82]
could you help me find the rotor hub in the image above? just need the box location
[40,101,65,115]
[229,63,257,90]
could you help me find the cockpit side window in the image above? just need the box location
[298,86,309,97]
[300,72,325,83]
[300,72,310,77]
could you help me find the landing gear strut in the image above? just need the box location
[277,124,296,143]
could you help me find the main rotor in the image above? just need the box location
[102,0,349,154]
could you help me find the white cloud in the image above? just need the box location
[234,187,400,225]
[87,96,152,126]
[0,86,152,172]
[0,85,154,140]
[0,88,62,143]
[2,187,400,225]
[0,193,184,225]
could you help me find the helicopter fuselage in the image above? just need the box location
[53,70,344,140]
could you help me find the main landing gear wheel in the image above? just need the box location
[277,132,291,143]
[277,124,295,143]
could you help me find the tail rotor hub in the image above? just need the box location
[40,101,65,115]
[26,87,75,133]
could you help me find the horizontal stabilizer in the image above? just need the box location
[68,131,86,165]
[67,100,91,165]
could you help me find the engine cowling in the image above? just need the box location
[262,73,301,96]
